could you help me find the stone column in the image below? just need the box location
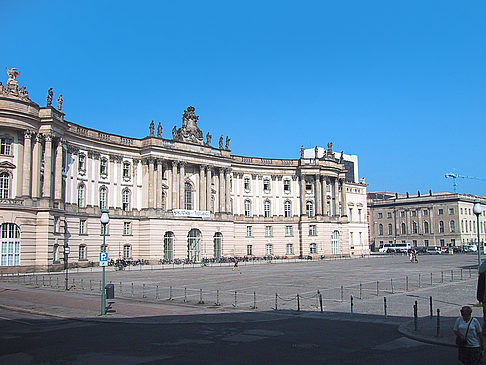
[334,178,340,216]
[341,178,347,217]
[315,174,322,216]
[179,162,186,209]
[206,166,212,211]
[171,161,177,209]
[300,173,306,216]
[218,168,224,213]
[132,159,139,210]
[22,130,33,197]
[31,133,43,198]
[199,165,205,211]
[225,168,231,213]
[54,138,64,201]
[323,178,328,216]
[42,134,54,199]
[148,158,155,208]
[156,159,163,209]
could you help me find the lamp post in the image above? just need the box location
[100,208,109,315]
[473,200,482,268]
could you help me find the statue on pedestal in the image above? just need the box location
[225,136,231,150]
[206,132,212,145]
[5,67,20,95]
[46,88,53,107]
[157,122,162,138]
[219,135,223,149]
[57,94,63,111]
[300,145,304,158]
[149,120,155,136]
[339,151,344,164]
[315,146,319,159]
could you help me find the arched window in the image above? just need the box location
[310,243,317,254]
[122,189,130,211]
[99,186,107,209]
[187,229,201,261]
[412,221,418,234]
[388,224,393,235]
[53,243,60,263]
[439,221,444,233]
[1,223,20,266]
[164,232,174,261]
[450,220,456,233]
[331,230,340,255]
[284,200,292,218]
[184,182,193,210]
[213,232,222,259]
[401,222,406,234]
[244,200,251,217]
[264,200,271,218]
[424,221,429,234]
[306,201,314,217]
[77,184,85,207]
[0,172,10,199]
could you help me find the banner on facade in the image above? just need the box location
[173,209,210,218]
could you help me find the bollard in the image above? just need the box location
[43,275,45,286]
[56,276,59,287]
[391,278,394,294]
[469,268,472,278]
[275,293,278,310]
[414,301,418,331]
[451,270,454,282]
[441,271,444,283]
[131,283,134,297]
[297,294,300,311]
[185,287,188,303]
[376,281,379,296]
[384,297,387,316]
[81,279,84,290]
[49,275,51,287]
[143,284,146,298]
[319,292,323,312]
[120,282,123,293]
[430,296,433,317]
[169,286,173,300]
[418,274,421,288]
[436,308,440,337]
[406,276,409,292]
[359,283,362,299]
[156,285,159,299]
[234,291,238,308]
[199,289,204,304]
[430,272,433,286]
[90,280,93,290]
[461,269,463,280]
[341,286,344,302]
[252,291,257,309]
[350,295,354,313]
[35,275,38,286]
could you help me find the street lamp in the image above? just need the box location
[473,200,482,268]
[100,208,109,315]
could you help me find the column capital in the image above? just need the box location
[23,129,35,139]
[171,160,177,167]
[66,144,79,155]
[35,133,44,143]
[132,158,140,165]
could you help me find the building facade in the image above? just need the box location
[0,68,369,269]
[368,191,486,250]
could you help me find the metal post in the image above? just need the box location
[253,291,257,309]
[185,287,188,303]
[90,280,92,290]
[341,286,344,302]
[376,281,379,296]
[384,297,387,316]
[359,283,362,299]
[350,295,354,313]
[451,270,453,282]
[390,278,394,294]
[430,296,433,317]
[131,283,134,296]
[101,222,107,316]
[406,275,408,291]
[319,292,323,312]
[199,289,204,304]
[234,291,238,308]
[414,301,418,331]
[418,274,421,288]
[477,210,482,268]
[297,294,300,311]
[436,308,440,337]
[470,268,472,278]
[275,293,278,310]
[441,271,444,283]
[215,289,219,306]
[120,281,122,293]
[169,286,173,300]
[461,269,463,280]
[156,285,159,299]
[142,284,146,298]
[430,272,433,286]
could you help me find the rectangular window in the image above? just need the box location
[377,212,382,219]
[400,211,405,218]
[247,245,253,256]
[266,244,273,256]
[440,239,445,246]
[79,245,87,260]
[460,208,463,214]
[0,137,12,155]
[310,243,317,254]
[349,208,353,221]
[451,239,456,246]
[387,212,392,218]
[123,162,130,179]
[358,209,362,222]
[349,232,353,244]
[244,177,251,191]
[53,216,60,234]
[283,179,291,193]
[424,239,429,247]
[78,154,86,172]
[309,225,316,236]
[265,226,272,237]
[411,211,416,217]
[100,158,108,176]
[423,210,428,216]
[359,232,362,244]
[246,226,252,237]
[79,220,86,235]
[286,243,293,255]
[449,208,454,215]
[305,180,312,192]
[123,245,131,259]
[438,208,443,215]
[123,222,131,235]
[413,240,417,247]
[263,179,270,192]
[285,225,293,236]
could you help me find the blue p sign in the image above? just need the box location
[100,252,108,261]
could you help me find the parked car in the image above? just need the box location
[426,247,442,255]
[464,245,478,253]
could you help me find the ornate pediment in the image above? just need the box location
[172,106,204,145]
[0,161,16,169]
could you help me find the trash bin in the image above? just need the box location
[105,284,115,299]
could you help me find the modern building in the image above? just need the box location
[0,67,369,269]
[368,191,486,251]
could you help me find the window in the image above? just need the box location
[359,232,363,245]
[0,137,12,155]
[401,222,406,234]
[424,239,429,247]
[265,226,272,237]
[400,211,405,218]
[213,232,222,259]
[54,216,60,234]
[305,180,313,192]
[379,224,383,235]
[164,232,174,261]
[263,179,270,192]
[387,212,392,218]
[388,224,393,235]
[244,177,251,191]
[284,200,292,218]
[123,245,131,259]
[244,200,251,217]
[460,208,463,214]
[440,239,445,247]
[184,182,193,210]
[350,232,354,244]
[449,208,454,215]
[0,172,9,199]
[451,239,456,247]
[264,200,271,218]
[53,243,60,263]
[246,226,252,237]
[123,162,131,179]
[413,240,417,247]
[423,210,428,216]
[283,179,291,193]
[306,201,314,217]
[247,244,253,256]
[309,225,316,236]
[450,220,456,233]
[286,244,293,255]
[79,245,87,260]
[266,244,273,256]
[77,184,85,207]
[122,189,130,211]
[438,208,443,215]
[439,221,444,233]
[378,213,383,219]
[424,221,429,234]
[79,219,87,235]
[411,211,416,217]
[99,186,107,209]
[310,243,317,254]
[349,208,353,221]
[1,223,20,266]
[412,221,417,234]
[78,154,86,173]
[123,222,131,235]
[285,225,293,236]
[331,230,340,254]
[358,209,362,222]
[100,158,108,176]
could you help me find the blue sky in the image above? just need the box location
[2,1,485,195]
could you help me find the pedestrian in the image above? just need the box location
[409,250,414,263]
[477,260,486,331]
[413,250,418,263]
[232,257,239,272]
[453,306,483,365]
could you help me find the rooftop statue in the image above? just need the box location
[172,106,204,144]
[3,67,30,100]
[339,151,344,164]
[225,136,231,150]
[300,145,304,158]
[46,88,53,107]
[157,122,162,138]
[57,94,63,111]
[149,120,155,137]
[219,135,223,149]
[206,132,212,146]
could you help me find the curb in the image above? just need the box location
[398,320,456,348]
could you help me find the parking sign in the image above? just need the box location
[100,252,108,267]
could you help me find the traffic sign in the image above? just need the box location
[64,246,70,254]
[100,252,108,262]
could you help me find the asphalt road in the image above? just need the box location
[0,308,458,365]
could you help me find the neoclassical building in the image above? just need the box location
[0,68,369,268]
